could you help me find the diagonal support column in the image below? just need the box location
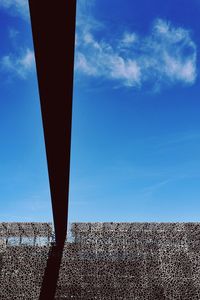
[29,0,77,246]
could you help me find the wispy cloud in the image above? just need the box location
[120,32,138,46]
[0,0,197,89]
[156,131,200,149]
[142,179,171,197]
[0,1,34,80]
[75,13,197,90]
[75,28,142,87]
[1,48,35,79]
[0,0,29,20]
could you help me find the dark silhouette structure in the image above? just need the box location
[28,1,76,298]
[28,0,77,247]
[3,2,198,299]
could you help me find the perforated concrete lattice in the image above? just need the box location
[1,222,200,299]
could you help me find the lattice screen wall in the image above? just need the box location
[1,223,200,299]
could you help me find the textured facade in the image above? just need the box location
[1,222,200,299]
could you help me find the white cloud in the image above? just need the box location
[163,54,196,84]
[121,32,137,45]
[0,0,197,89]
[76,52,97,76]
[0,1,34,80]
[109,56,141,86]
[75,32,141,87]
[75,18,197,90]
[0,0,29,19]
[1,48,35,79]
[146,19,197,86]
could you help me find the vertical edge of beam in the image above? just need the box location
[28,0,77,246]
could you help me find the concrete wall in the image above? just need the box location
[1,223,200,299]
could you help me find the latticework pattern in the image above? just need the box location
[1,222,200,299]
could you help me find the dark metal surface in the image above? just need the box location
[28,0,77,246]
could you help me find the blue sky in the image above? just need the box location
[0,0,200,222]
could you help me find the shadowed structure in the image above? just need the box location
[28,2,76,298]
[28,0,77,247]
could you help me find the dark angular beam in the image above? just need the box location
[28,0,77,246]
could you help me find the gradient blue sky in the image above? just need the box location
[0,0,200,222]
